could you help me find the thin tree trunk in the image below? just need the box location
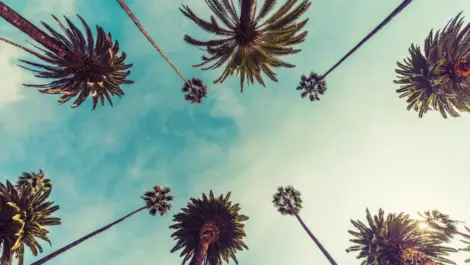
[190,239,211,265]
[288,203,338,265]
[321,0,412,80]
[0,1,66,55]
[31,206,147,265]
[116,0,187,82]
[239,0,255,29]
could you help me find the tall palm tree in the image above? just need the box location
[115,0,208,104]
[347,208,457,265]
[272,186,338,265]
[170,190,248,265]
[30,185,173,265]
[0,181,61,265]
[296,0,412,102]
[394,12,470,118]
[0,1,134,109]
[16,170,51,195]
[419,210,470,241]
[180,0,311,91]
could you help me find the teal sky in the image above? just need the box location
[0,0,469,264]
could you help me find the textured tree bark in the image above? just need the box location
[239,0,255,29]
[31,206,147,265]
[0,1,66,55]
[190,239,211,265]
[400,248,436,265]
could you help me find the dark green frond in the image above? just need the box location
[1,179,60,265]
[141,185,173,216]
[272,185,302,216]
[181,0,309,90]
[347,208,456,265]
[394,12,470,118]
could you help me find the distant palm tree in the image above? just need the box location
[180,0,311,91]
[272,186,338,265]
[394,12,470,118]
[170,190,248,265]
[116,0,208,104]
[347,208,457,265]
[0,1,134,109]
[0,180,61,265]
[30,185,173,265]
[16,170,51,195]
[419,210,470,241]
[297,0,412,102]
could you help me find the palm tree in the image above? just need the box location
[0,1,134,109]
[460,227,470,263]
[30,185,173,265]
[0,181,61,265]
[180,0,311,91]
[419,210,470,241]
[16,170,51,195]
[272,186,338,265]
[394,12,470,118]
[170,190,248,265]
[115,0,208,104]
[297,0,412,102]
[0,186,25,265]
[347,208,457,265]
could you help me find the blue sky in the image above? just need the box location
[0,0,469,264]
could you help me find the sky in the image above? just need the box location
[0,0,469,264]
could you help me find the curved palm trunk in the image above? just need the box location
[31,206,147,265]
[240,0,255,29]
[400,248,436,265]
[190,239,211,265]
[0,1,66,55]
[321,0,412,79]
[116,0,187,82]
[287,203,338,265]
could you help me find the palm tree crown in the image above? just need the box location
[170,190,248,265]
[141,185,173,216]
[0,181,60,265]
[0,189,24,265]
[347,208,457,265]
[181,0,310,91]
[419,210,470,242]
[272,186,302,215]
[16,170,51,194]
[0,2,134,109]
[394,12,470,118]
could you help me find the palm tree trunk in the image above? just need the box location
[116,0,188,82]
[400,248,436,265]
[30,206,147,265]
[0,1,66,55]
[320,0,412,80]
[240,0,255,29]
[190,239,211,265]
[287,203,338,265]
